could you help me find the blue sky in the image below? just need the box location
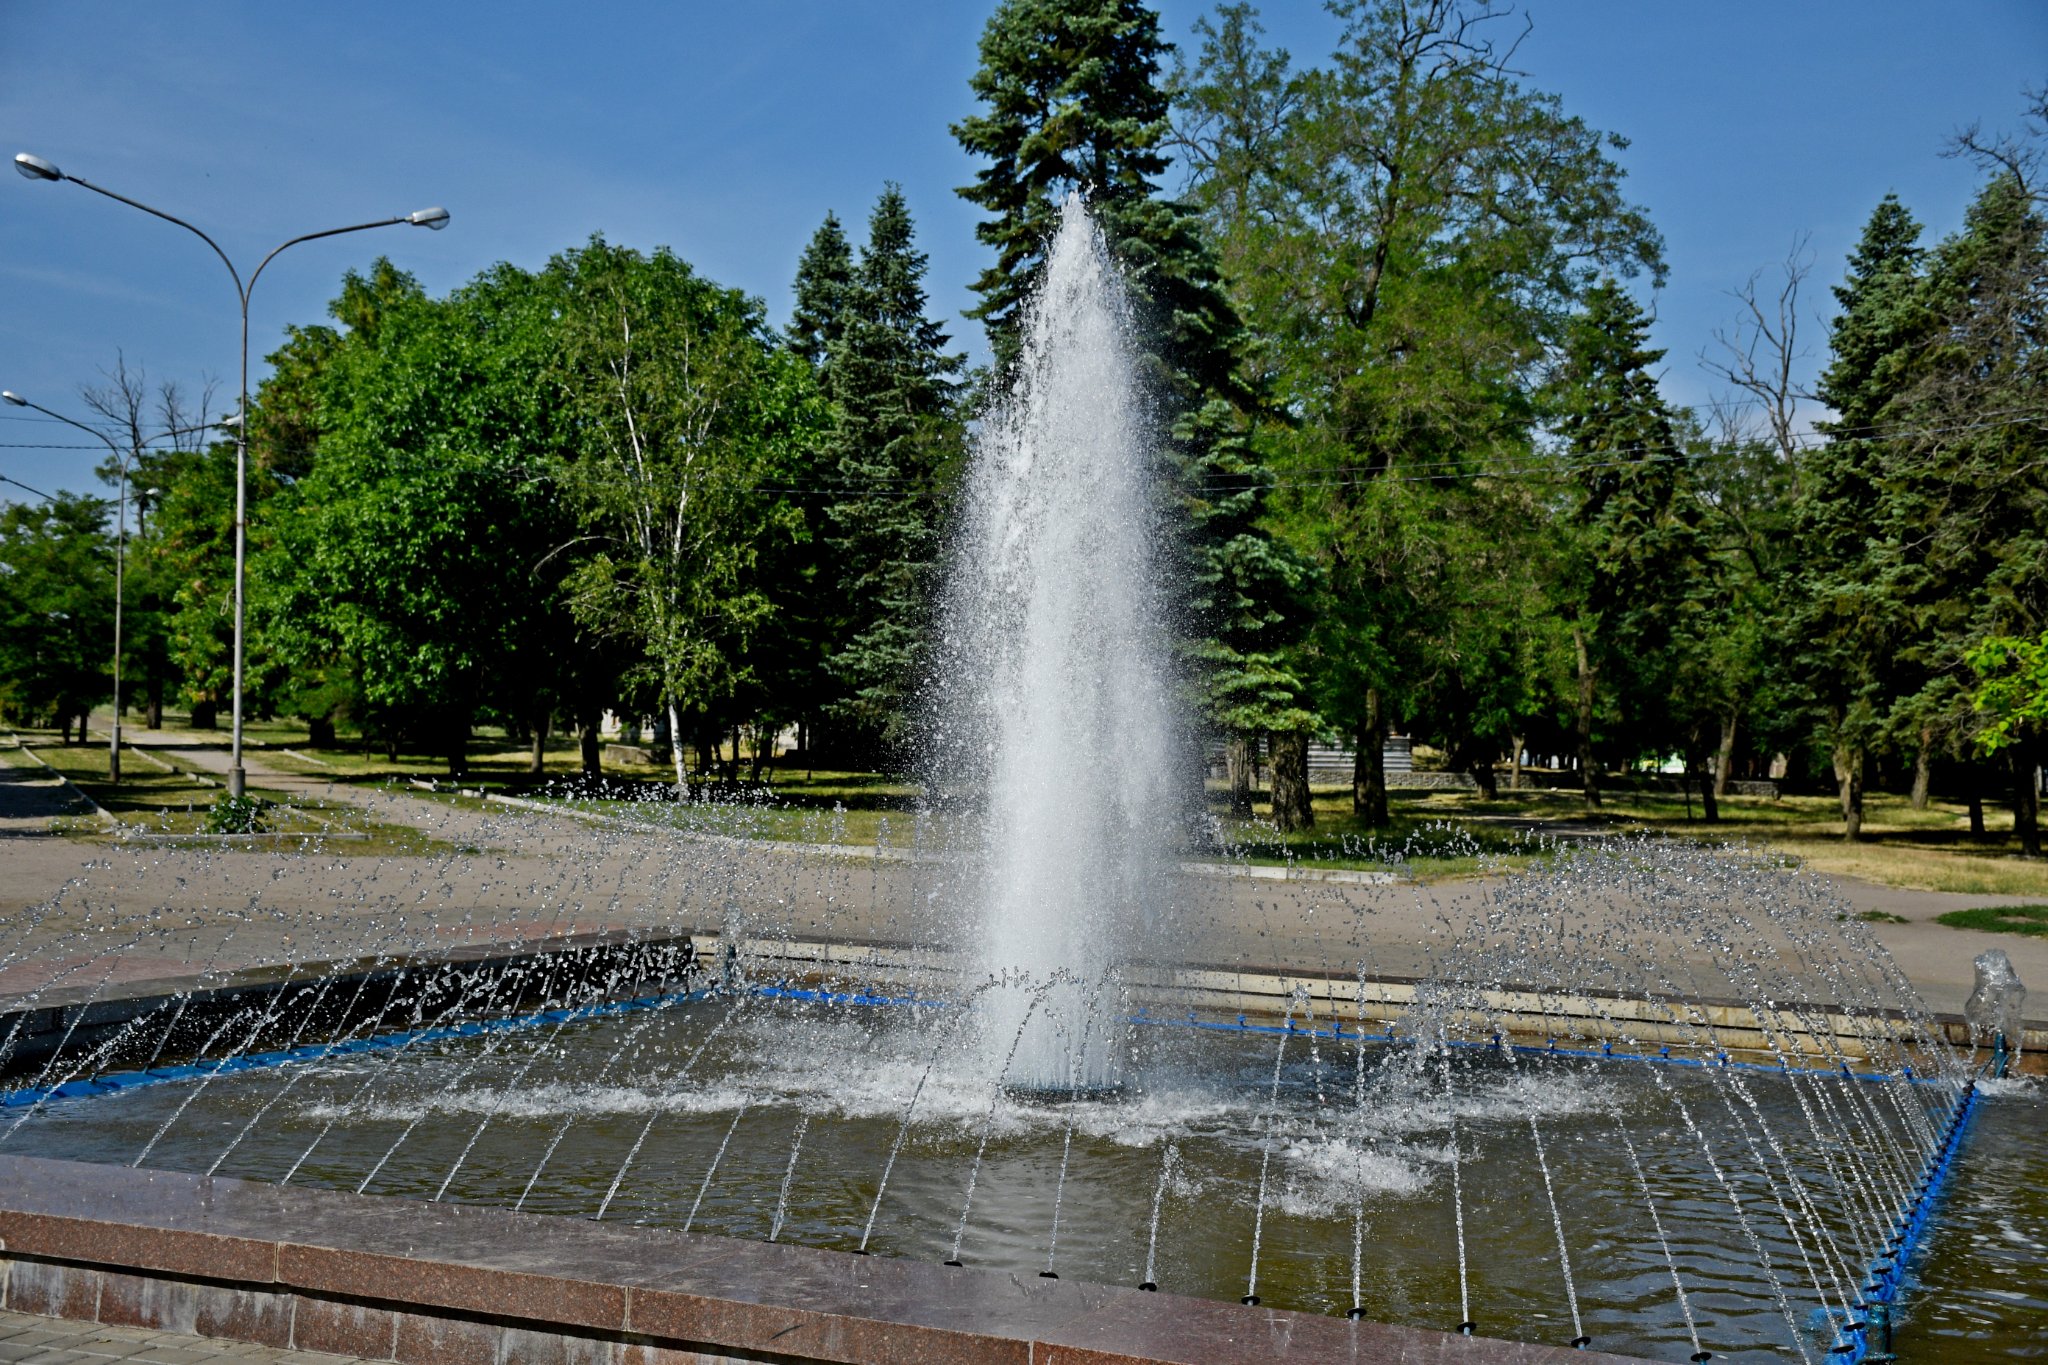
[3,1,2042,502]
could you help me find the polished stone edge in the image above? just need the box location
[0,1155,1647,1365]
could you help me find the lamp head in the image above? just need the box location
[406,206,450,230]
[1,391,26,407]
[13,153,62,182]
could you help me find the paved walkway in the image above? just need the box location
[0,743,94,837]
[2,729,2042,1025]
[0,1311,365,1365]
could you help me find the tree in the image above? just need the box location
[1876,151,2048,854]
[261,262,576,776]
[77,355,218,731]
[958,0,1315,827]
[1796,195,1926,839]
[1549,281,1704,808]
[1174,0,1663,820]
[822,187,965,760]
[551,237,828,794]
[1971,632,2048,757]
[0,494,113,739]
[787,213,856,373]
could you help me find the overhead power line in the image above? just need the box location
[0,473,59,501]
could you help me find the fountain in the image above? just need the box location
[934,193,1178,1091]
[0,198,2040,1364]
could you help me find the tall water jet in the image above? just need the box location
[932,194,1178,1089]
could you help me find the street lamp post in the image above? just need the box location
[14,150,447,797]
[2,390,133,782]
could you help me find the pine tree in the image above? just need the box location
[1794,195,1927,838]
[788,213,855,371]
[955,0,1315,827]
[1552,281,1704,809]
[1880,173,2048,853]
[824,187,964,759]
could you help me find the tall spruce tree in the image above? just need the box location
[1880,172,2048,853]
[955,0,1316,828]
[1796,195,1926,839]
[823,187,965,759]
[1551,281,1704,809]
[767,212,864,765]
[788,213,856,373]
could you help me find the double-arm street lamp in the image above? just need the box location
[2,390,135,781]
[14,150,447,797]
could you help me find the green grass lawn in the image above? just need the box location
[1209,780,2048,894]
[74,710,2048,892]
[1935,905,2048,938]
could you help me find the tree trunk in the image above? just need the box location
[1509,734,1525,791]
[1832,741,1864,842]
[529,711,548,775]
[1467,753,1498,800]
[726,725,741,783]
[1689,751,1719,823]
[1910,726,1934,810]
[669,702,690,798]
[308,716,336,749]
[2013,746,2042,859]
[146,680,163,731]
[1353,691,1388,827]
[1224,733,1256,819]
[749,724,769,784]
[580,715,602,780]
[1969,786,1986,837]
[1572,624,1599,809]
[1713,710,1738,798]
[190,699,216,730]
[447,720,469,782]
[1270,730,1314,832]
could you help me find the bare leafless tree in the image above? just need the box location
[156,377,219,455]
[1702,235,1815,466]
[1947,84,2046,202]
[77,355,218,472]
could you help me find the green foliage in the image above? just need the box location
[0,494,113,727]
[1175,0,1663,795]
[1969,633,2048,755]
[205,792,269,835]
[819,187,964,754]
[788,213,856,372]
[1789,196,1928,783]
[548,237,829,777]
[258,259,574,767]
[147,441,242,723]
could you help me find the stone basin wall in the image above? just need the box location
[0,1154,1640,1365]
